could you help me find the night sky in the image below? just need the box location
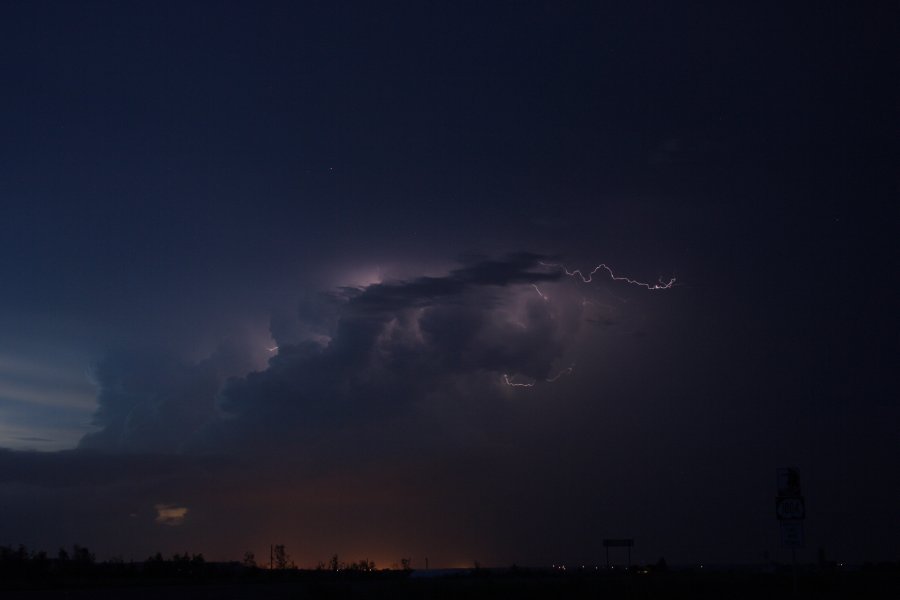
[1,2,897,567]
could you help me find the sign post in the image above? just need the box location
[776,467,805,595]
[603,539,634,570]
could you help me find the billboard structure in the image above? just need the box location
[776,467,805,549]
[602,538,634,569]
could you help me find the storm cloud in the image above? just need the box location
[1,250,896,566]
[73,255,583,462]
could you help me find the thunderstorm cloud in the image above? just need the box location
[75,254,585,461]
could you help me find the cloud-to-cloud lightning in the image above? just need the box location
[540,262,675,290]
[503,366,575,388]
[532,284,549,301]
[501,258,675,390]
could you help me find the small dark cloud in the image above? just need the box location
[154,503,188,526]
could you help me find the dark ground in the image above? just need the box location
[2,568,898,599]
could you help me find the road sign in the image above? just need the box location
[603,539,634,569]
[780,521,804,548]
[777,467,802,497]
[776,496,806,520]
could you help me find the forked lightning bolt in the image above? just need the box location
[503,366,574,388]
[545,367,574,382]
[505,259,674,390]
[540,262,675,290]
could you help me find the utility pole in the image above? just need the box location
[776,468,805,598]
[792,549,798,596]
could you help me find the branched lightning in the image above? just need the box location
[503,366,574,388]
[504,258,674,391]
[540,261,675,290]
[545,366,574,382]
[502,375,537,388]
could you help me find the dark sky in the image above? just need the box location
[0,1,896,567]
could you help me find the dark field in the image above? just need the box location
[3,568,898,600]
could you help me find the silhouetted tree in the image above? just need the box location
[72,544,94,565]
[273,545,291,570]
[243,551,256,568]
[144,551,166,576]
[349,559,375,571]
[329,553,341,571]
[400,557,412,571]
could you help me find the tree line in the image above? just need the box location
[0,543,415,589]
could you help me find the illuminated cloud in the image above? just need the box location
[72,254,579,457]
[155,503,188,526]
[64,253,672,493]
